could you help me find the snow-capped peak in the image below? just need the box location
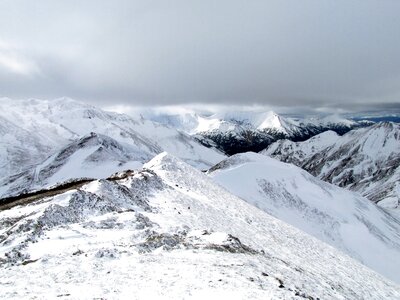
[256,111,290,132]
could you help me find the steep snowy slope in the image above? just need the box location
[208,152,400,282]
[0,115,67,179]
[263,122,400,210]
[0,98,225,181]
[0,133,151,198]
[0,153,399,299]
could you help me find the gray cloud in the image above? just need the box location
[0,0,399,113]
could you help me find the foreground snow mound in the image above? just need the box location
[263,122,400,210]
[209,152,400,283]
[0,98,225,181]
[1,153,398,299]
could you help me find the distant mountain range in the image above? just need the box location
[146,110,374,155]
[351,115,400,123]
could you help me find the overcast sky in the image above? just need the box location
[0,0,399,114]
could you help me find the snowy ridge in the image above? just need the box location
[263,122,400,210]
[209,152,400,282]
[0,153,399,298]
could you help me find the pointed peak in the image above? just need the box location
[257,111,286,131]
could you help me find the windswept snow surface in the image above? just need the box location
[1,153,399,299]
[263,122,400,210]
[209,152,400,283]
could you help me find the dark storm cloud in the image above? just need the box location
[0,0,399,113]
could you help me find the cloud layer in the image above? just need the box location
[1,1,399,113]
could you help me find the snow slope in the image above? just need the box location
[0,153,399,299]
[263,122,400,210]
[0,98,225,180]
[209,152,400,283]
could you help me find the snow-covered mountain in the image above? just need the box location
[147,110,370,155]
[1,153,399,299]
[208,152,400,282]
[0,98,225,183]
[263,122,400,210]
